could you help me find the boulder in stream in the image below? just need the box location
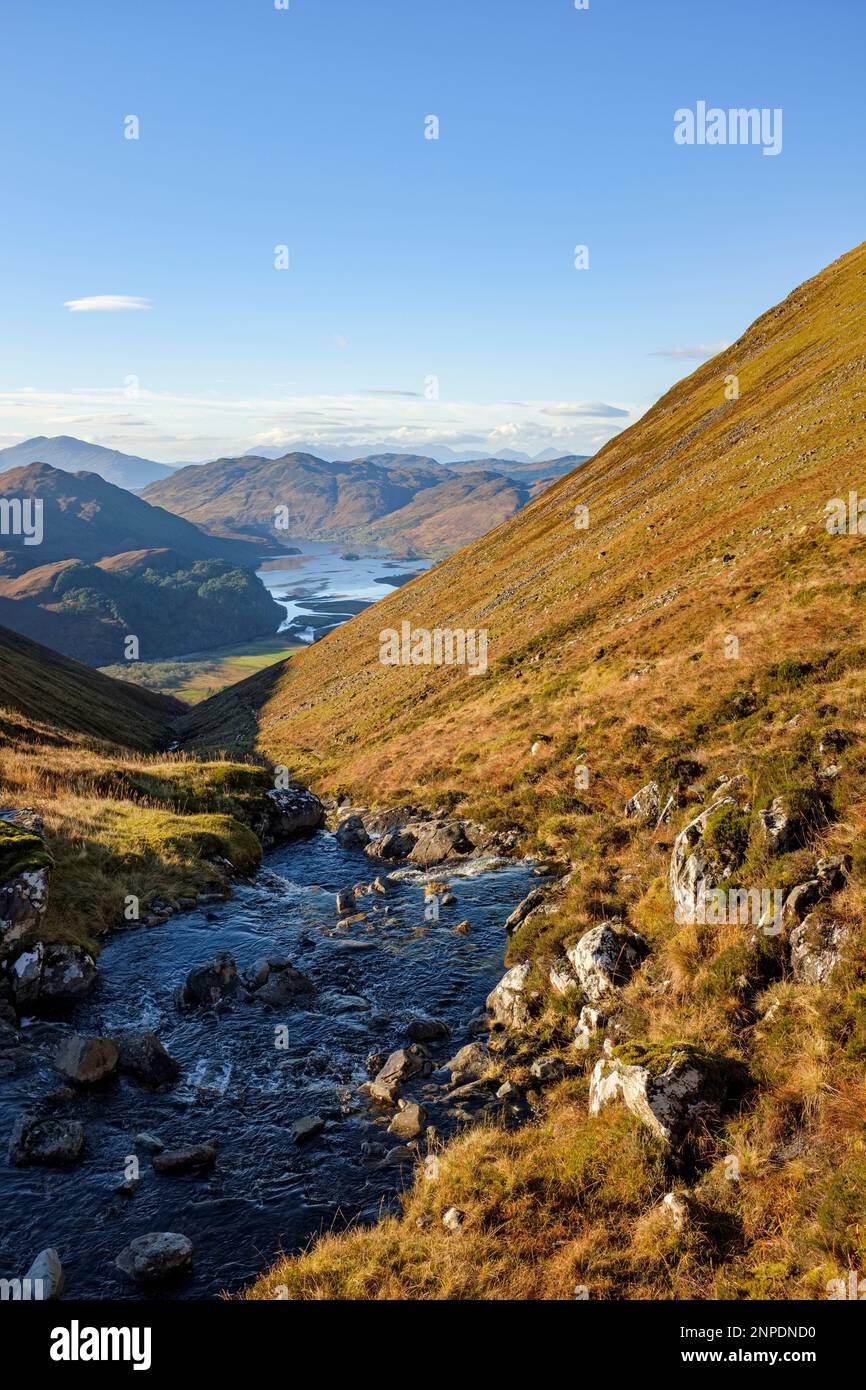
[25,1247,65,1300]
[115,1232,193,1284]
[388,1100,427,1139]
[178,951,238,1008]
[116,1030,180,1087]
[9,1114,85,1167]
[54,1034,118,1085]
[152,1143,217,1174]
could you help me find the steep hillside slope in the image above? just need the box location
[0,622,181,748]
[186,241,866,805]
[0,435,175,490]
[0,463,263,574]
[195,241,866,1300]
[142,452,533,556]
[0,624,294,951]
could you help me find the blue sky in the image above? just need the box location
[0,0,863,462]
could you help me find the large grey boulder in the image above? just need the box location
[9,1114,85,1167]
[407,822,473,866]
[40,944,98,1005]
[789,913,848,985]
[445,1041,489,1084]
[487,961,533,1029]
[262,788,324,844]
[116,1031,180,1086]
[565,922,647,1004]
[115,1232,193,1284]
[335,814,369,848]
[624,781,661,826]
[669,797,737,925]
[54,1034,118,1085]
[589,1045,739,1145]
[253,960,314,1006]
[364,828,417,861]
[6,942,97,1015]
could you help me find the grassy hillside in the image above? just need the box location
[0,549,284,665]
[202,240,866,1300]
[0,622,181,748]
[0,462,264,573]
[98,632,301,704]
[0,623,279,951]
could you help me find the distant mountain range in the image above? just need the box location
[0,435,590,495]
[0,436,176,489]
[244,442,584,467]
[141,450,588,556]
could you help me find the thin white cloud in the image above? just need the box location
[64,295,152,312]
[650,341,729,360]
[542,401,630,419]
[0,385,642,463]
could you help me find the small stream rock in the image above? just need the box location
[115,1232,193,1284]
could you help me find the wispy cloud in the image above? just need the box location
[359,388,423,398]
[650,341,729,360]
[542,401,629,419]
[64,295,152,312]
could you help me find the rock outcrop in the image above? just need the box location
[5,941,97,1015]
[565,922,648,1003]
[669,797,737,925]
[789,913,848,985]
[486,961,533,1030]
[589,1043,743,1145]
[0,816,53,949]
[624,781,661,826]
[504,888,546,936]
